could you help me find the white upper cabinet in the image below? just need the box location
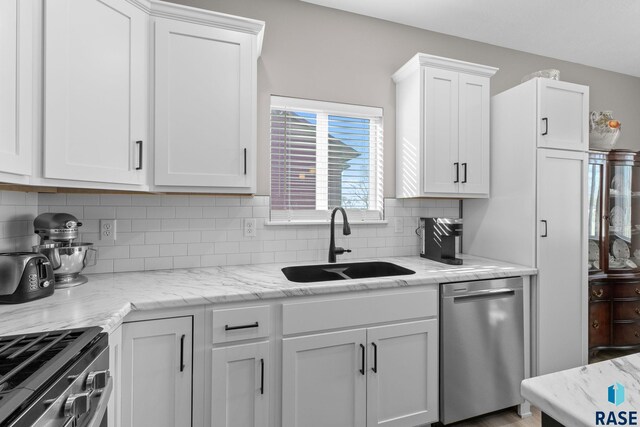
[537,79,589,151]
[152,3,264,193]
[0,0,33,178]
[43,0,148,186]
[394,53,497,198]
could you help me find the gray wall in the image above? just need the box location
[173,0,640,196]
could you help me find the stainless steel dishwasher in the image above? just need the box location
[440,277,524,425]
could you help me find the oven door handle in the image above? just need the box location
[82,377,113,427]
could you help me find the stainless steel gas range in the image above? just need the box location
[0,327,111,427]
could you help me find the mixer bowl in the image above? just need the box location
[32,243,96,287]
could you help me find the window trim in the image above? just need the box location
[269,96,384,225]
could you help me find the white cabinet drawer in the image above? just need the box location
[212,305,270,344]
[282,290,437,336]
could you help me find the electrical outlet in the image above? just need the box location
[394,217,403,233]
[244,218,257,237]
[100,219,117,241]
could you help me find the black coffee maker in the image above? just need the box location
[420,217,463,265]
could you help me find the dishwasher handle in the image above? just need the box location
[452,288,516,301]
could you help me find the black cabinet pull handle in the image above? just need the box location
[260,358,264,395]
[225,322,259,331]
[359,344,365,375]
[454,162,459,183]
[541,220,548,237]
[542,118,548,136]
[371,342,378,373]
[461,163,467,183]
[244,148,247,175]
[136,141,143,170]
[179,334,185,372]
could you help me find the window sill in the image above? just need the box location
[264,220,388,226]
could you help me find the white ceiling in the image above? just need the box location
[301,0,640,78]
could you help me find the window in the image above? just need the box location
[270,96,383,223]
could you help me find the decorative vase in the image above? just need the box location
[589,111,621,151]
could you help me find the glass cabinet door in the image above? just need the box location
[608,162,640,271]
[588,161,603,271]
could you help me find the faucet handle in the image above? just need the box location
[335,247,351,255]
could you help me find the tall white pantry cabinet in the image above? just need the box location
[465,77,590,376]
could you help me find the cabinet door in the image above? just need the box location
[423,68,459,194]
[366,320,438,427]
[121,317,192,427]
[154,18,255,190]
[282,329,367,427]
[211,342,268,427]
[0,0,32,176]
[536,149,588,374]
[537,79,589,151]
[43,0,147,185]
[458,74,490,196]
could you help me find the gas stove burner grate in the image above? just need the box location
[0,330,82,393]
[0,327,103,426]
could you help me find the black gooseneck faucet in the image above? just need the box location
[328,207,351,263]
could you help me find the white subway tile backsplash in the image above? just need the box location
[174,255,201,268]
[214,242,239,254]
[67,194,100,206]
[144,231,173,245]
[114,258,145,273]
[145,257,173,271]
[201,230,227,243]
[215,197,241,206]
[100,194,132,206]
[117,207,147,219]
[228,206,252,218]
[190,219,216,229]
[189,195,216,207]
[98,246,130,260]
[200,254,227,267]
[202,207,228,218]
[0,191,460,275]
[188,243,215,256]
[161,195,190,207]
[131,219,162,232]
[159,244,188,257]
[174,231,201,244]
[227,253,251,266]
[162,219,190,231]
[84,206,115,219]
[130,245,159,258]
[147,207,176,219]
[132,195,162,206]
[176,207,203,219]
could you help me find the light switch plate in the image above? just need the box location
[394,217,403,233]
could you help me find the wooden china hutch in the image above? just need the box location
[588,150,640,357]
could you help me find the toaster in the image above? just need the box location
[0,253,55,304]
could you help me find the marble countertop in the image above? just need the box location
[0,255,535,336]
[521,355,640,426]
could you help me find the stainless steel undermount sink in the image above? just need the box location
[281,261,415,283]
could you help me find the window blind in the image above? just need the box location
[270,96,384,223]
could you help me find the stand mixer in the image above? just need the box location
[32,213,96,288]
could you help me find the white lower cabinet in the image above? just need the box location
[282,329,368,427]
[211,341,269,427]
[281,291,439,427]
[366,320,438,427]
[121,317,193,427]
